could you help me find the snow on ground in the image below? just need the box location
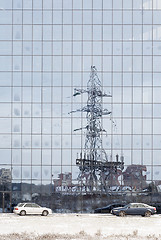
[0,213,161,239]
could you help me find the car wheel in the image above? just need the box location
[144,211,151,217]
[119,211,126,217]
[20,210,26,216]
[42,210,48,216]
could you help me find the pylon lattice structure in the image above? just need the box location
[70,66,124,192]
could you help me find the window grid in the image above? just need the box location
[0,0,161,212]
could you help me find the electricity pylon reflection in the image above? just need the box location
[70,66,124,192]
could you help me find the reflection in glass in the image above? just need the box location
[32,149,41,165]
[133,119,142,134]
[33,25,42,40]
[0,26,12,40]
[22,166,31,179]
[0,0,160,213]
[83,25,92,41]
[143,135,152,149]
[113,42,122,55]
[0,42,12,55]
[42,119,51,134]
[52,150,61,165]
[42,166,51,179]
[32,135,41,148]
[123,42,132,55]
[22,119,31,134]
[23,25,32,40]
[113,56,122,71]
[12,149,21,164]
[12,118,20,133]
[32,104,41,117]
[12,135,21,148]
[22,149,31,165]
[32,166,41,179]
[23,11,32,24]
[42,135,51,149]
[113,11,122,24]
[123,135,131,149]
[143,104,152,117]
[153,104,161,117]
[22,135,31,149]
[33,87,41,102]
[42,149,51,165]
[33,0,42,9]
[13,25,22,40]
[133,135,141,149]
[0,150,11,164]
[123,119,131,134]
[12,166,21,179]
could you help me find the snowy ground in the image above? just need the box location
[0,213,161,239]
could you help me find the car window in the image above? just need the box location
[138,204,145,208]
[106,205,111,208]
[144,204,150,207]
[24,203,33,208]
[126,204,130,208]
[130,204,138,208]
[114,205,119,208]
[129,204,134,208]
[117,204,123,207]
[31,204,40,208]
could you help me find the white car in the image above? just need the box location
[13,203,52,216]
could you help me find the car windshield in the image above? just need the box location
[125,204,131,208]
[17,203,24,207]
[105,203,119,208]
[104,205,112,208]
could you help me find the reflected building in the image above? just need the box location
[0,168,11,185]
[53,172,72,191]
[0,0,161,212]
[123,165,147,189]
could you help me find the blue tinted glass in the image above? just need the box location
[0,25,12,40]
[0,10,12,24]
[13,0,22,9]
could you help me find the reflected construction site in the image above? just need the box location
[1,67,161,213]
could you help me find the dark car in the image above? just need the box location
[94,203,125,213]
[151,203,161,214]
[111,203,156,217]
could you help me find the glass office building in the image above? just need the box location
[0,0,161,212]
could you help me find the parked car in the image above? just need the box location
[111,203,156,217]
[94,203,125,213]
[13,203,52,216]
[152,203,161,214]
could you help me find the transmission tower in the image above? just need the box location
[70,66,124,192]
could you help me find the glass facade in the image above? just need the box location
[0,0,161,212]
